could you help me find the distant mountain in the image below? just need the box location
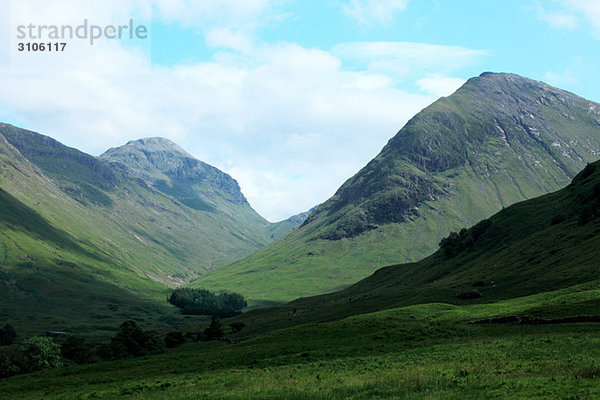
[0,125,300,334]
[266,206,318,240]
[101,138,249,210]
[193,72,600,304]
[235,158,600,331]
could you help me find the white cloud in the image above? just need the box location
[205,27,254,52]
[563,0,600,38]
[342,0,409,25]
[534,2,579,29]
[333,41,486,80]
[151,0,272,27]
[535,0,600,38]
[417,75,466,97]
[540,11,579,29]
[0,1,486,221]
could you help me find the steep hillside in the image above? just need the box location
[0,125,298,334]
[194,72,600,304]
[233,159,600,332]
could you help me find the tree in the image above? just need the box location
[164,332,186,348]
[109,320,163,358]
[0,348,22,377]
[202,316,224,341]
[229,322,245,334]
[19,336,63,372]
[0,323,17,346]
[61,336,94,364]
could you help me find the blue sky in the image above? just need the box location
[0,0,599,220]
[148,0,600,101]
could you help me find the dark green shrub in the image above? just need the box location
[229,322,245,333]
[108,320,163,359]
[164,332,185,348]
[202,316,224,341]
[456,291,483,300]
[61,336,94,364]
[0,348,22,377]
[0,323,17,346]
[19,336,63,372]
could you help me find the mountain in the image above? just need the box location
[0,125,299,334]
[6,159,600,399]
[193,72,600,304]
[233,159,600,332]
[266,206,318,240]
[100,138,249,212]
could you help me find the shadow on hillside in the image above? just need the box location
[0,188,98,257]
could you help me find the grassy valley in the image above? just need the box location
[3,148,600,399]
[2,282,599,399]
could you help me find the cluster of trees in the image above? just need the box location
[0,320,163,378]
[578,182,600,225]
[0,324,16,346]
[0,316,244,378]
[98,320,163,359]
[438,219,492,258]
[167,288,247,317]
[0,336,63,378]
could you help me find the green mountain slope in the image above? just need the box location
[232,159,600,332]
[0,131,172,336]
[5,160,600,399]
[0,125,300,334]
[193,72,600,304]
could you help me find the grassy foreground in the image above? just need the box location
[3,283,599,399]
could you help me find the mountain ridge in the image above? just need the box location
[193,72,600,304]
[0,124,303,334]
[231,158,600,333]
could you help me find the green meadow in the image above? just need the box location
[2,282,599,399]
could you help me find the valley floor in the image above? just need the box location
[3,283,600,399]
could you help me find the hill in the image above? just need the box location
[192,72,600,304]
[0,125,300,335]
[231,159,600,332]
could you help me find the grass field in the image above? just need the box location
[2,282,599,399]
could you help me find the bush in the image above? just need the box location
[61,337,94,364]
[0,323,17,346]
[19,336,63,372]
[229,322,245,334]
[168,288,247,317]
[107,320,163,359]
[164,332,186,348]
[201,316,224,341]
[0,348,22,378]
[456,291,483,300]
